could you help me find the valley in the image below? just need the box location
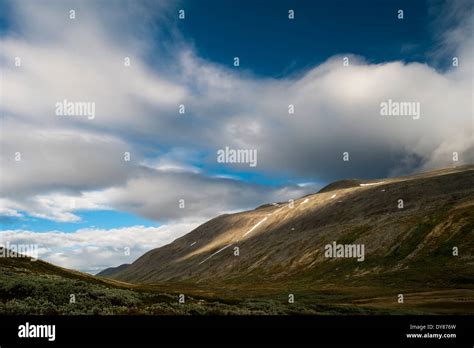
[1,165,473,315]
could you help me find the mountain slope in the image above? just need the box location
[97,263,131,277]
[0,248,273,315]
[0,248,133,288]
[103,165,474,293]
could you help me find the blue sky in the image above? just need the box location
[0,210,160,232]
[177,0,433,76]
[0,0,472,271]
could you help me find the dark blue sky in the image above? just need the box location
[177,0,433,76]
[0,0,442,75]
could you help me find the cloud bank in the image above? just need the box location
[0,221,200,273]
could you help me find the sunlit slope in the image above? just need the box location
[104,165,474,289]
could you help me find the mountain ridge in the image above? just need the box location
[98,165,474,296]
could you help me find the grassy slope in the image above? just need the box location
[1,256,399,315]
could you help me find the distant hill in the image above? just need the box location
[317,179,362,193]
[97,263,131,277]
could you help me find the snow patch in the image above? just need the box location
[243,217,268,237]
[360,181,385,187]
[199,244,232,265]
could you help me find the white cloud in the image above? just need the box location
[0,222,200,273]
[86,171,318,222]
[0,120,137,198]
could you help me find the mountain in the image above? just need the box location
[97,263,131,277]
[100,165,474,306]
[2,165,473,315]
